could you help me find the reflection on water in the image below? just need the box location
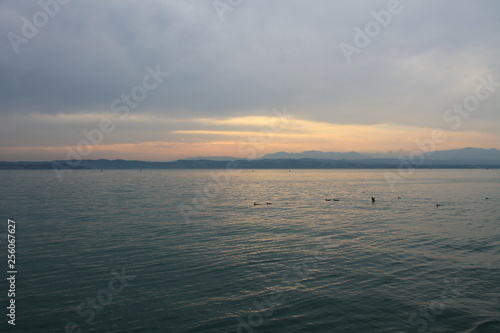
[0,169,498,332]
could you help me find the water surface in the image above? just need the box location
[0,169,499,332]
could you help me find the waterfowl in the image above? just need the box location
[371,197,376,203]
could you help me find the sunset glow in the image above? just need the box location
[1,114,498,161]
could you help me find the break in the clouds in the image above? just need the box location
[1,0,499,161]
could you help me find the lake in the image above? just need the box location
[0,169,499,332]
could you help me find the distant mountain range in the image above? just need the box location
[188,147,500,163]
[261,150,370,160]
[1,147,499,170]
[423,147,500,162]
[184,156,242,161]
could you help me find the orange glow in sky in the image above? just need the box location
[0,115,498,161]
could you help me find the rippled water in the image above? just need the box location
[0,169,499,333]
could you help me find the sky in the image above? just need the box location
[1,0,499,161]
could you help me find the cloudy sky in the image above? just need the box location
[1,0,499,161]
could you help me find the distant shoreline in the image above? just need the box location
[0,159,499,170]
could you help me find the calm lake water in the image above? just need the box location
[0,169,499,333]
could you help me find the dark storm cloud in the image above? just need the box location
[1,0,499,132]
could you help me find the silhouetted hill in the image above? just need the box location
[184,156,242,161]
[0,161,88,170]
[1,157,499,170]
[262,150,369,160]
[1,148,499,170]
[426,147,500,162]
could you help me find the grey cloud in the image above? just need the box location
[0,0,499,133]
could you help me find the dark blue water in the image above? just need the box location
[0,169,499,332]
